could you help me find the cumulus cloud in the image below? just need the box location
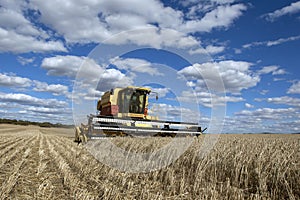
[29,0,183,44]
[26,106,68,115]
[17,56,35,65]
[149,103,200,123]
[0,28,67,53]
[236,107,296,120]
[3,105,72,124]
[181,4,247,33]
[25,0,246,48]
[41,55,135,97]
[189,45,225,55]
[176,90,244,108]
[263,1,300,21]
[287,81,300,94]
[266,96,300,107]
[258,65,286,75]
[0,73,32,88]
[0,3,67,53]
[178,60,259,94]
[96,68,134,92]
[41,55,102,79]
[103,27,199,49]
[33,81,69,96]
[245,103,254,108]
[0,0,248,53]
[223,106,300,133]
[0,93,68,108]
[150,87,170,98]
[110,57,162,76]
[256,95,300,108]
[0,72,71,97]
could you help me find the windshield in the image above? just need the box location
[118,89,146,114]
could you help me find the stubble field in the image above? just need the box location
[0,124,299,199]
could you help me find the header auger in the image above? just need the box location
[75,86,205,143]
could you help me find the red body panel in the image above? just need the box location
[101,105,119,116]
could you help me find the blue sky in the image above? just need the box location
[0,0,299,133]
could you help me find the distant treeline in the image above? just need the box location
[0,118,73,128]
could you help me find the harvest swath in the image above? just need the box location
[0,124,299,199]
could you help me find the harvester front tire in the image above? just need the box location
[74,126,81,143]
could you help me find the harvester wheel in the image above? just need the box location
[74,126,81,143]
[75,126,88,144]
[82,133,88,143]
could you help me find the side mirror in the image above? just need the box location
[151,91,158,100]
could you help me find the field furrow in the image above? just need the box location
[6,131,42,199]
[46,135,99,200]
[0,136,23,146]
[0,137,27,159]
[0,134,36,172]
[34,132,70,199]
[0,148,32,199]
[51,137,106,191]
[0,132,37,199]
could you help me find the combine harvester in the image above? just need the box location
[75,86,206,143]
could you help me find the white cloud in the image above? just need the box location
[259,90,269,95]
[258,66,279,74]
[0,4,67,53]
[264,1,300,21]
[181,4,247,33]
[33,81,69,96]
[245,103,254,108]
[288,81,300,94]
[234,48,242,54]
[256,96,300,108]
[42,55,136,102]
[243,35,300,49]
[258,65,286,75]
[41,55,104,80]
[224,107,300,133]
[81,88,104,101]
[178,60,260,94]
[236,107,296,120]
[0,73,32,88]
[0,28,67,53]
[146,87,170,98]
[0,0,248,53]
[110,57,162,76]
[26,106,68,114]
[0,93,68,108]
[104,27,199,49]
[266,96,300,107]
[2,105,72,124]
[17,56,35,65]
[272,69,286,75]
[25,0,246,48]
[180,0,236,8]
[96,68,134,92]
[149,103,200,123]
[174,90,244,108]
[29,0,183,43]
[41,55,139,94]
[189,45,225,55]
[0,72,71,97]
[267,35,300,46]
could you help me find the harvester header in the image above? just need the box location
[75,86,205,143]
